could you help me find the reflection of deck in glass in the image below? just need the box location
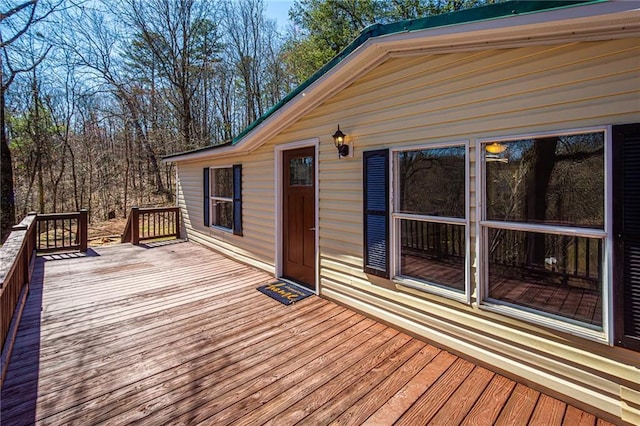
[400,221,602,326]
[400,220,466,291]
[489,276,601,326]
[401,254,465,292]
[488,229,602,327]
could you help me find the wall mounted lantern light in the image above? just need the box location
[332,125,349,158]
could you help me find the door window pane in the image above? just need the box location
[290,156,313,186]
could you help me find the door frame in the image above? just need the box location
[275,138,319,293]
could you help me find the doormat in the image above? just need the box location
[257,281,314,305]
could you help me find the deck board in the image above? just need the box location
[0,241,612,425]
[460,374,517,425]
[395,357,476,425]
[495,383,540,425]
[270,337,422,425]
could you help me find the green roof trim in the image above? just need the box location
[163,141,232,161]
[164,0,601,160]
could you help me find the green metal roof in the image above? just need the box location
[163,0,600,160]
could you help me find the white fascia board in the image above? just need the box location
[162,144,241,164]
[381,1,640,55]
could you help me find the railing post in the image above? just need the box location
[79,209,88,252]
[11,223,29,290]
[174,208,180,239]
[132,207,140,245]
[28,212,37,260]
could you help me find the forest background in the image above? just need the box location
[1,0,498,241]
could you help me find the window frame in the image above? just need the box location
[209,166,234,232]
[391,140,471,303]
[477,126,612,343]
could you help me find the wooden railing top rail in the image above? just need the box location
[137,207,179,214]
[37,212,84,220]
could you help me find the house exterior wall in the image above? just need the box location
[176,37,640,423]
[176,145,276,272]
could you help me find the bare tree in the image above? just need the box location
[1,0,62,240]
[64,6,168,200]
[4,0,291,230]
[120,0,221,149]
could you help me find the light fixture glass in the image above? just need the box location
[332,125,349,158]
[485,142,507,154]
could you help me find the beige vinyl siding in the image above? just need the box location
[280,38,639,422]
[176,145,276,272]
[174,37,640,422]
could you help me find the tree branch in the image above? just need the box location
[2,44,53,90]
[0,0,37,22]
[554,147,604,163]
[0,1,38,48]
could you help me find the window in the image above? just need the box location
[481,130,606,331]
[210,167,233,230]
[393,144,468,297]
[203,165,242,235]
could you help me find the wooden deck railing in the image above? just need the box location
[36,210,88,253]
[121,207,180,245]
[1,210,89,383]
[0,213,37,381]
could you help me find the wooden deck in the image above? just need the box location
[1,241,613,425]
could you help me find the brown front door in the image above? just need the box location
[282,147,316,290]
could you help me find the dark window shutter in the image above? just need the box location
[203,168,210,227]
[613,123,640,351]
[363,149,390,278]
[233,164,243,236]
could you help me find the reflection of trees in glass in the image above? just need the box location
[397,146,466,291]
[486,132,604,227]
[398,146,465,218]
[212,168,232,198]
[214,200,233,229]
[486,131,604,269]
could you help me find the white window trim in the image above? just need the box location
[209,166,233,232]
[476,126,612,344]
[390,140,471,304]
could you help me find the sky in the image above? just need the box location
[264,0,294,30]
